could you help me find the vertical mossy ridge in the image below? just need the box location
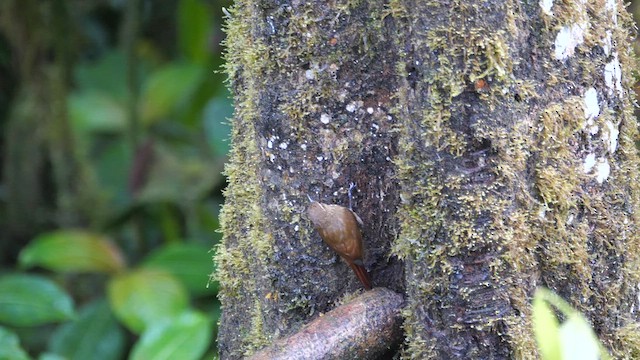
[214,1,274,356]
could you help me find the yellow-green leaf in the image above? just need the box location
[107,268,188,334]
[532,289,561,360]
[142,243,217,296]
[140,63,204,123]
[19,230,125,274]
[558,315,600,360]
[130,310,211,360]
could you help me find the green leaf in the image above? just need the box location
[532,290,561,360]
[0,274,75,326]
[0,326,31,360]
[107,268,188,333]
[74,51,128,101]
[68,91,127,135]
[178,0,213,64]
[48,300,125,360]
[130,310,212,360]
[140,63,204,123]
[142,243,217,296]
[38,354,66,360]
[532,288,610,360]
[19,230,126,274]
[93,137,132,211]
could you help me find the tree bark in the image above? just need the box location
[215,0,640,358]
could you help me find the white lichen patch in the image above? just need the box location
[538,205,548,220]
[604,120,619,153]
[278,142,288,150]
[566,213,574,225]
[267,135,278,149]
[604,54,623,97]
[305,62,328,81]
[602,31,612,56]
[320,113,331,124]
[583,88,600,134]
[584,155,612,183]
[583,87,599,120]
[305,69,315,80]
[345,100,363,113]
[554,24,585,60]
[595,159,611,183]
[583,153,596,173]
[540,0,553,15]
[606,0,617,24]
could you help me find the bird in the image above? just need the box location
[307,194,372,290]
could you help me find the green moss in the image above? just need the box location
[614,323,640,358]
[243,300,271,357]
[381,0,407,21]
[535,99,583,210]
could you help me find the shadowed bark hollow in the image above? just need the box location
[215,0,640,358]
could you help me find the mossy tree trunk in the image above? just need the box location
[216,0,640,358]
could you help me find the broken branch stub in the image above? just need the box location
[248,288,405,360]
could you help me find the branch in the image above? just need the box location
[248,288,405,360]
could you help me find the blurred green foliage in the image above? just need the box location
[0,0,230,358]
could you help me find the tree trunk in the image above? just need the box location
[215,0,640,358]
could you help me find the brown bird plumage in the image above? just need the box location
[307,201,372,290]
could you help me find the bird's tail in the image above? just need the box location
[349,262,372,290]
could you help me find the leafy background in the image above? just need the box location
[0,0,230,358]
[1,1,640,360]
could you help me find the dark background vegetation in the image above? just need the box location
[0,0,639,359]
[0,0,231,358]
